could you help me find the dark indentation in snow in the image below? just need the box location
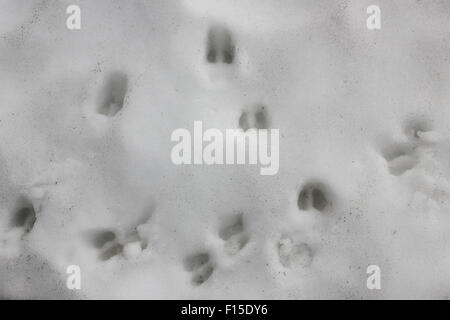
[312,188,328,211]
[380,118,434,176]
[11,197,36,234]
[191,264,214,286]
[387,154,418,176]
[297,189,309,211]
[98,71,128,117]
[184,252,214,286]
[238,111,249,131]
[85,229,117,249]
[206,26,235,64]
[404,117,432,139]
[219,213,248,255]
[219,213,243,240]
[239,104,270,131]
[206,47,217,63]
[254,106,269,129]
[184,253,210,271]
[297,183,330,212]
[99,242,123,261]
[83,229,124,261]
[381,144,412,162]
[381,142,418,176]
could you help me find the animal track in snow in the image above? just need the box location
[87,229,116,248]
[83,211,152,261]
[404,118,433,141]
[99,241,124,261]
[278,236,313,268]
[206,25,235,64]
[297,182,331,212]
[239,104,270,131]
[183,252,214,286]
[10,196,36,237]
[85,228,149,261]
[382,119,435,176]
[98,71,128,117]
[382,144,418,176]
[218,213,249,256]
[84,229,123,261]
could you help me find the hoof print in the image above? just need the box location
[239,104,270,131]
[184,252,214,286]
[98,71,128,117]
[297,183,330,212]
[278,237,313,268]
[206,26,235,65]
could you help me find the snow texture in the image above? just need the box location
[1,0,450,299]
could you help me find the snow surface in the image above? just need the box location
[1,0,450,299]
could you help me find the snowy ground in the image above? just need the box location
[1,0,450,299]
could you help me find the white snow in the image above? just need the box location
[1,0,450,299]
